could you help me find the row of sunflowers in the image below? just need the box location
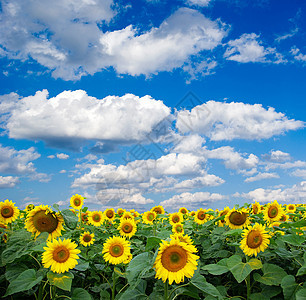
[0,195,305,299]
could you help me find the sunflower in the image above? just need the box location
[218,206,230,227]
[0,200,20,224]
[104,208,116,222]
[121,211,134,220]
[123,253,133,264]
[130,209,140,218]
[142,211,157,225]
[286,204,296,213]
[279,213,289,222]
[169,212,184,226]
[225,208,250,229]
[70,194,84,210]
[170,233,194,245]
[42,238,80,273]
[179,207,188,215]
[240,223,270,257]
[80,231,95,247]
[88,211,104,226]
[172,223,184,234]
[118,219,137,239]
[25,205,64,240]
[79,212,89,224]
[268,221,285,236]
[117,208,126,218]
[189,211,195,217]
[154,238,199,285]
[25,204,35,212]
[151,205,165,215]
[194,208,208,225]
[263,200,284,223]
[251,202,261,214]
[102,236,131,265]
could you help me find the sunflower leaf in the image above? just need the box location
[47,271,74,291]
[71,287,92,300]
[255,263,288,286]
[61,209,78,230]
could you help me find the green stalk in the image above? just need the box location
[164,281,168,300]
[245,256,251,299]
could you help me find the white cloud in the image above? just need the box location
[100,8,227,76]
[173,174,224,190]
[0,3,227,80]
[120,193,154,205]
[160,191,225,211]
[172,134,206,154]
[265,160,306,171]
[57,153,69,160]
[290,47,306,62]
[186,0,212,7]
[47,155,55,159]
[204,146,259,169]
[291,169,306,179]
[0,176,19,188]
[224,33,285,64]
[5,90,170,149]
[244,172,279,183]
[262,150,291,162]
[176,100,304,141]
[239,181,306,204]
[59,170,67,174]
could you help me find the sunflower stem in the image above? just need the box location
[112,271,117,300]
[245,256,251,300]
[164,281,168,300]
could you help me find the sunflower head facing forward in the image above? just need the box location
[225,208,250,229]
[142,211,157,224]
[263,200,284,224]
[118,218,137,238]
[25,205,64,240]
[102,236,131,265]
[80,231,95,247]
[0,200,20,224]
[70,194,84,210]
[42,238,80,273]
[154,238,199,285]
[88,211,104,226]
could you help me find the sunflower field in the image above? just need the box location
[0,196,306,300]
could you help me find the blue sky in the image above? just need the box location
[0,0,305,212]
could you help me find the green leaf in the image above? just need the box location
[126,252,153,288]
[47,271,74,291]
[116,280,147,300]
[201,263,229,275]
[5,263,28,282]
[4,269,43,296]
[296,288,306,300]
[71,288,92,300]
[61,209,78,230]
[255,263,288,286]
[53,204,60,211]
[280,234,305,246]
[281,275,302,300]
[297,252,306,276]
[145,236,162,251]
[223,229,243,236]
[74,259,89,271]
[190,273,223,299]
[226,255,262,283]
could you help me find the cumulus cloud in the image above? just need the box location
[0,176,19,188]
[244,172,279,183]
[265,160,306,171]
[262,150,291,162]
[239,181,306,204]
[291,169,306,179]
[4,90,170,149]
[290,47,306,62]
[204,146,259,169]
[160,191,225,211]
[57,153,69,160]
[176,100,304,141]
[0,3,227,80]
[186,0,212,7]
[224,33,285,64]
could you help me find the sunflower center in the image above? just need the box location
[268,207,278,218]
[53,246,70,263]
[197,212,206,220]
[154,208,162,214]
[123,224,133,233]
[83,234,92,243]
[110,244,124,257]
[147,213,154,221]
[73,198,81,206]
[247,230,263,248]
[93,214,101,222]
[1,206,14,218]
[253,206,258,214]
[161,245,188,272]
[172,216,179,223]
[106,211,114,218]
[229,211,247,225]
[288,205,294,211]
[175,225,183,233]
[181,209,187,214]
[32,211,59,233]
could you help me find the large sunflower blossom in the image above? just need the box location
[102,236,131,265]
[225,208,250,229]
[194,208,208,225]
[0,200,20,224]
[42,238,80,273]
[87,211,104,226]
[142,211,157,225]
[263,200,284,224]
[104,208,116,222]
[154,239,199,285]
[25,205,64,240]
[169,212,184,226]
[118,218,137,239]
[240,223,270,257]
[70,194,84,210]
